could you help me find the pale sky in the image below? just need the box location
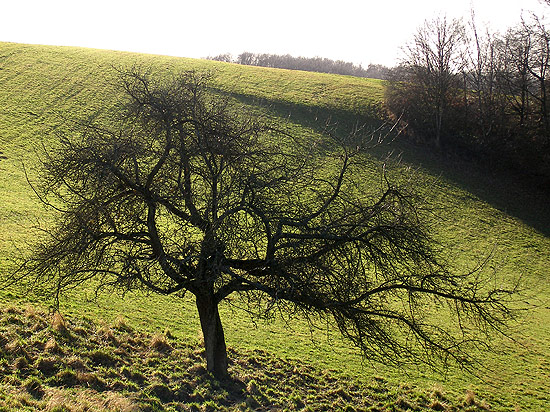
[1,0,547,67]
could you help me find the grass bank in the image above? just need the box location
[0,42,549,411]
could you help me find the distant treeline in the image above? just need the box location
[206,52,390,80]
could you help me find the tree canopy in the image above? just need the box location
[15,68,515,378]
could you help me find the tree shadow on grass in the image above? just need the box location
[392,140,550,238]
[229,90,550,238]
[227,89,386,137]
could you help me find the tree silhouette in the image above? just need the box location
[16,68,515,378]
[387,16,466,148]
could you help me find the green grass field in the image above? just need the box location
[1,42,549,411]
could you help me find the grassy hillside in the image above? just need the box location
[0,305,490,411]
[1,42,549,411]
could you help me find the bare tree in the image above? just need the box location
[236,52,257,66]
[499,25,533,129]
[207,53,234,63]
[498,17,550,143]
[14,68,516,378]
[524,16,550,138]
[388,16,467,148]
[365,63,391,80]
[466,12,501,141]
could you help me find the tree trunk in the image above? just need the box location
[196,293,228,379]
[435,105,443,149]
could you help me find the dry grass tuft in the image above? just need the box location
[96,324,118,345]
[12,391,39,409]
[187,363,206,375]
[44,388,71,412]
[102,391,139,412]
[246,379,259,395]
[76,371,104,388]
[163,327,174,339]
[464,389,477,406]
[429,399,448,411]
[150,333,172,353]
[23,377,45,400]
[4,305,20,315]
[44,388,139,412]
[196,330,205,347]
[112,315,130,331]
[13,355,29,370]
[24,305,41,320]
[66,356,87,371]
[35,356,58,375]
[72,325,88,337]
[51,312,67,334]
[5,339,25,356]
[430,385,447,401]
[44,337,61,354]
[395,396,416,410]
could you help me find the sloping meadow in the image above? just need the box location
[0,42,549,411]
[0,305,492,411]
